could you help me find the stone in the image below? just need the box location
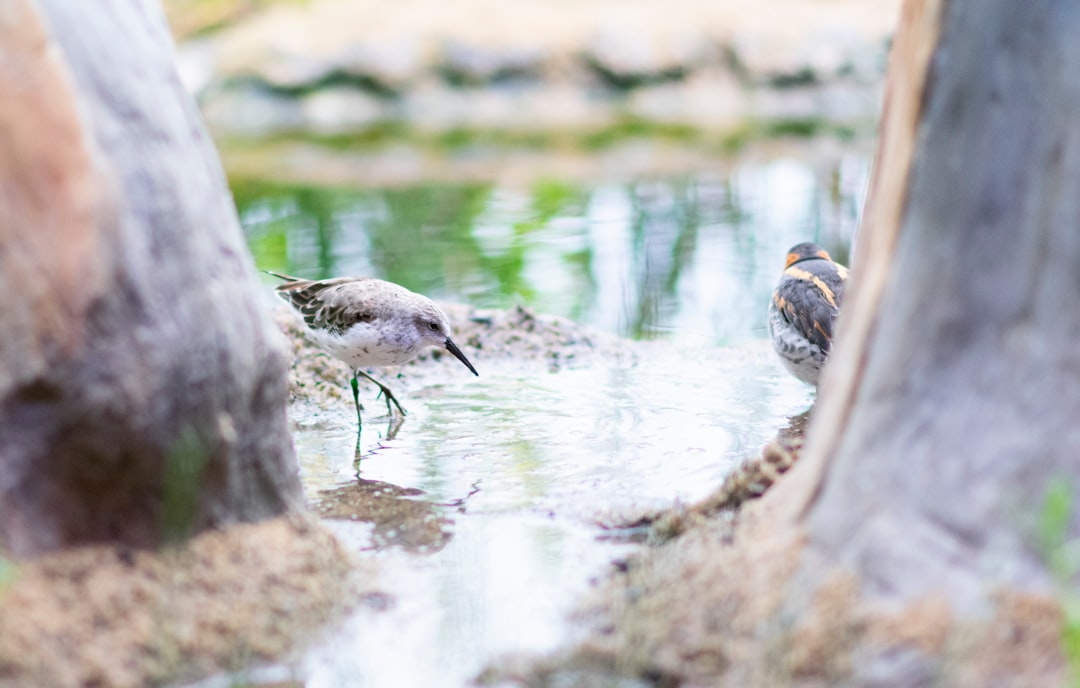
[199,83,307,136]
[338,39,427,92]
[301,86,390,134]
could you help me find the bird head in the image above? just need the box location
[413,302,479,376]
[784,242,832,268]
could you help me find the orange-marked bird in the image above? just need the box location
[767,242,849,386]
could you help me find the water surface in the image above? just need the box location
[231,139,868,687]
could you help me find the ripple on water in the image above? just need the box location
[283,338,814,687]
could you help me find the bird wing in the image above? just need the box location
[773,260,848,353]
[274,277,379,335]
[263,269,303,282]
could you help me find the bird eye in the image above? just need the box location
[428,321,439,331]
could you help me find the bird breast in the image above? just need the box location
[308,320,421,368]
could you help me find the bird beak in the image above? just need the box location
[444,338,479,376]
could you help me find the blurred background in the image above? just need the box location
[165,0,900,346]
[156,5,903,683]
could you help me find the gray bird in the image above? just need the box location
[767,243,849,386]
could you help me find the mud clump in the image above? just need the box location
[312,479,455,553]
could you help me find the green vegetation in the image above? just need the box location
[162,428,213,544]
[220,115,864,162]
[235,177,591,316]
[232,171,759,341]
[580,117,699,150]
[1039,479,1080,685]
[769,67,819,89]
[0,556,15,591]
[718,118,857,153]
[584,59,689,91]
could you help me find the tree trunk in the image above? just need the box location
[0,0,301,557]
[766,0,1080,673]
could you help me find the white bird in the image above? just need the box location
[267,271,478,431]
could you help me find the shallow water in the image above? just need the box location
[229,140,867,687]
[282,344,813,688]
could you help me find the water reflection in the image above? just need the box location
[236,151,866,347]
[232,145,868,687]
[289,342,816,687]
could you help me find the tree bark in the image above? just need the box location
[0,0,301,557]
[768,0,1080,653]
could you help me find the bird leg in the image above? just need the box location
[350,372,364,433]
[356,369,408,417]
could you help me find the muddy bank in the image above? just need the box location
[0,515,372,688]
[275,301,637,411]
[172,0,899,138]
[479,425,1068,687]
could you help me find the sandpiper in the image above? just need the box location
[267,271,479,431]
[767,242,849,386]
